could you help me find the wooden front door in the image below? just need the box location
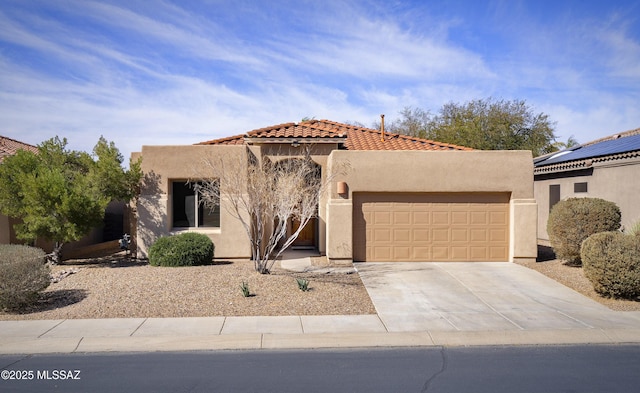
[292,217,316,247]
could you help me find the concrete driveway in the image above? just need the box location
[355,262,640,332]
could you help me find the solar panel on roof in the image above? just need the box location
[535,134,640,167]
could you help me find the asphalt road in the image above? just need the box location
[2,345,640,392]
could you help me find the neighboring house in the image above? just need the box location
[534,128,640,244]
[134,119,538,263]
[0,135,126,257]
[0,135,39,245]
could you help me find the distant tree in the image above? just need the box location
[375,107,431,139]
[0,136,142,263]
[388,98,558,156]
[551,135,580,152]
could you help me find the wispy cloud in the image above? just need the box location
[0,0,639,159]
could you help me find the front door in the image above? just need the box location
[291,217,316,247]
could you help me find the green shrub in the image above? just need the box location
[0,244,50,311]
[547,197,621,265]
[581,231,640,299]
[148,232,214,267]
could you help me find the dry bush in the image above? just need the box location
[197,146,339,274]
[0,244,50,311]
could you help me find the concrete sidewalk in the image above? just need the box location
[2,315,640,355]
[1,262,640,354]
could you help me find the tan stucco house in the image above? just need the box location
[134,119,538,263]
[534,128,640,244]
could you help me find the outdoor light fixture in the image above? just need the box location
[337,181,348,195]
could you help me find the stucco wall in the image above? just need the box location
[136,146,537,263]
[535,157,640,243]
[325,150,537,263]
[135,145,251,259]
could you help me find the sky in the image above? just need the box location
[1,0,640,161]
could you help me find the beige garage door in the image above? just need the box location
[353,193,510,262]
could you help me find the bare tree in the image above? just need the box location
[197,146,336,274]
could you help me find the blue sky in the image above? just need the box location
[1,0,640,160]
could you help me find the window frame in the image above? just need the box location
[574,182,588,193]
[171,180,220,229]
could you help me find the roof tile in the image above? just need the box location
[196,119,472,151]
[0,135,38,163]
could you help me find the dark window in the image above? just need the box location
[549,184,560,212]
[172,181,220,228]
[574,182,588,193]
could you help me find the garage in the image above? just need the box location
[353,193,510,262]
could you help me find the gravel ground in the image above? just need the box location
[0,254,376,320]
[3,247,638,319]
[516,246,640,311]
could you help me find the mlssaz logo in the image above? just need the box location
[37,370,81,380]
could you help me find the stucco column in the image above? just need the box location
[136,194,169,258]
[510,199,538,263]
[326,199,353,264]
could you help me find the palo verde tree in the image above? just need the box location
[0,136,142,264]
[197,146,337,274]
[384,98,560,156]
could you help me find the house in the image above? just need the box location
[1,135,126,258]
[0,135,39,245]
[534,128,640,244]
[133,119,538,263]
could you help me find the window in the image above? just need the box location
[172,181,220,228]
[574,182,588,193]
[549,184,560,212]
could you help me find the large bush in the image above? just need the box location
[148,232,214,267]
[547,198,621,265]
[0,244,50,311]
[582,231,640,299]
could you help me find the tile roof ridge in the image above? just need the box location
[195,133,244,145]
[0,134,37,148]
[315,119,472,150]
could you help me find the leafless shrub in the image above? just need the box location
[0,244,50,311]
[197,146,339,274]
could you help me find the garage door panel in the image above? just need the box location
[394,247,411,260]
[432,211,450,225]
[432,228,450,242]
[452,211,469,225]
[374,211,391,225]
[374,228,391,242]
[432,247,449,259]
[353,193,510,262]
[470,211,488,225]
[470,228,487,242]
[394,211,411,224]
[490,211,508,225]
[394,228,411,242]
[451,228,468,242]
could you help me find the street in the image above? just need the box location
[2,345,639,392]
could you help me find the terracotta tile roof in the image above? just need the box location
[0,135,38,163]
[197,120,472,151]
